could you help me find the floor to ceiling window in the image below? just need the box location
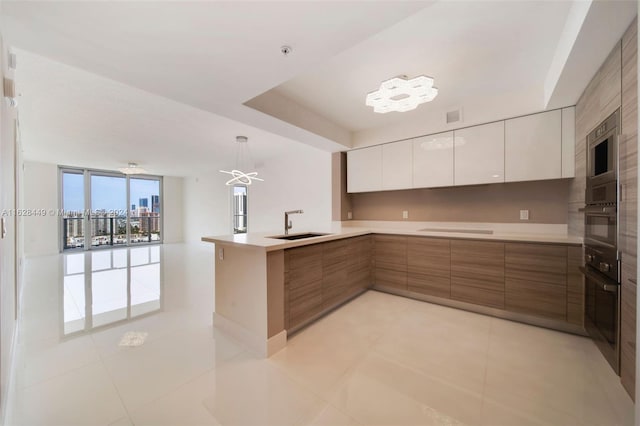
[60,167,162,250]
[232,185,247,234]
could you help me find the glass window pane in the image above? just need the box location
[129,178,161,244]
[131,263,161,317]
[62,171,85,250]
[63,274,85,335]
[91,268,127,327]
[90,175,127,247]
[92,251,111,271]
[130,246,150,266]
[65,253,84,275]
[233,185,247,234]
[112,249,127,268]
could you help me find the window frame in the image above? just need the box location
[58,166,163,252]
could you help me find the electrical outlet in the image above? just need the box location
[347,211,353,220]
[519,210,529,221]
[402,210,409,219]
[218,248,224,260]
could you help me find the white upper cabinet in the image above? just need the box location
[505,110,562,182]
[412,131,454,188]
[347,146,382,193]
[561,107,576,178]
[454,121,505,186]
[382,140,413,190]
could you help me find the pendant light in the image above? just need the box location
[219,136,264,185]
[119,162,148,175]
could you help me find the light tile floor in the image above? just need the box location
[7,243,635,426]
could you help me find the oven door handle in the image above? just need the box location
[579,266,619,292]
[580,206,617,214]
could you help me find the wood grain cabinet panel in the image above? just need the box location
[285,244,323,329]
[620,17,637,400]
[505,243,567,320]
[374,235,407,290]
[322,239,350,309]
[621,277,636,400]
[451,240,505,309]
[347,236,372,294]
[407,237,451,298]
[505,243,567,285]
[505,279,567,321]
[567,246,584,326]
[286,236,373,331]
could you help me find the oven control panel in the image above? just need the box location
[584,245,619,283]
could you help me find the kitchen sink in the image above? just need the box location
[268,232,330,240]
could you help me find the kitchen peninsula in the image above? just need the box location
[203,223,583,357]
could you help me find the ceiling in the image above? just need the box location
[3,1,638,177]
[272,0,572,132]
[15,50,324,177]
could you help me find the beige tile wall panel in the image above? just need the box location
[351,179,569,223]
[267,251,285,338]
[451,240,505,309]
[572,41,622,237]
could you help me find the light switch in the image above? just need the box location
[520,210,529,221]
[218,248,224,260]
[347,211,353,220]
[402,211,409,219]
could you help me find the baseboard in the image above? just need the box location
[373,285,588,336]
[213,312,287,358]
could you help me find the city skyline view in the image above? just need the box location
[63,172,160,214]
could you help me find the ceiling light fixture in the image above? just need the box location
[219,136,264,186]
[119,162,148,175]
[366,75,438,113]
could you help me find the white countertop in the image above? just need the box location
[202,222,582,251]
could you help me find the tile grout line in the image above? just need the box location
[93,335,136,425]
[96,335,249,424]
[479,317,493,423]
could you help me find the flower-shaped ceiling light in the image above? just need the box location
[366,75,438,113]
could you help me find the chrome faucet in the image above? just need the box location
[284,210,304,235]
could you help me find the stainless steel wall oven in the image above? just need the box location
[582,109,620,374]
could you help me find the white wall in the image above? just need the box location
[248,146,332,233]
[183,142,332,242]
[23,161,58,257]
[23,163,185,255]
[0,31,19,422]
[162,176,184,243]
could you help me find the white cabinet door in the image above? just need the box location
[505,110,562,182]
[561,107,575,178]
[413,131,454,188]
[454,121,505,186]
[347,146,382,193]
[382,140,412,190]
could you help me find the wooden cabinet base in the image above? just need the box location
[374,285,586,336]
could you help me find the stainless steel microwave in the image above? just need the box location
[587,110,619,192]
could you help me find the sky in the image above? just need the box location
[63,172,160,213]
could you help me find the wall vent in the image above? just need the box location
[446,108,463,124]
